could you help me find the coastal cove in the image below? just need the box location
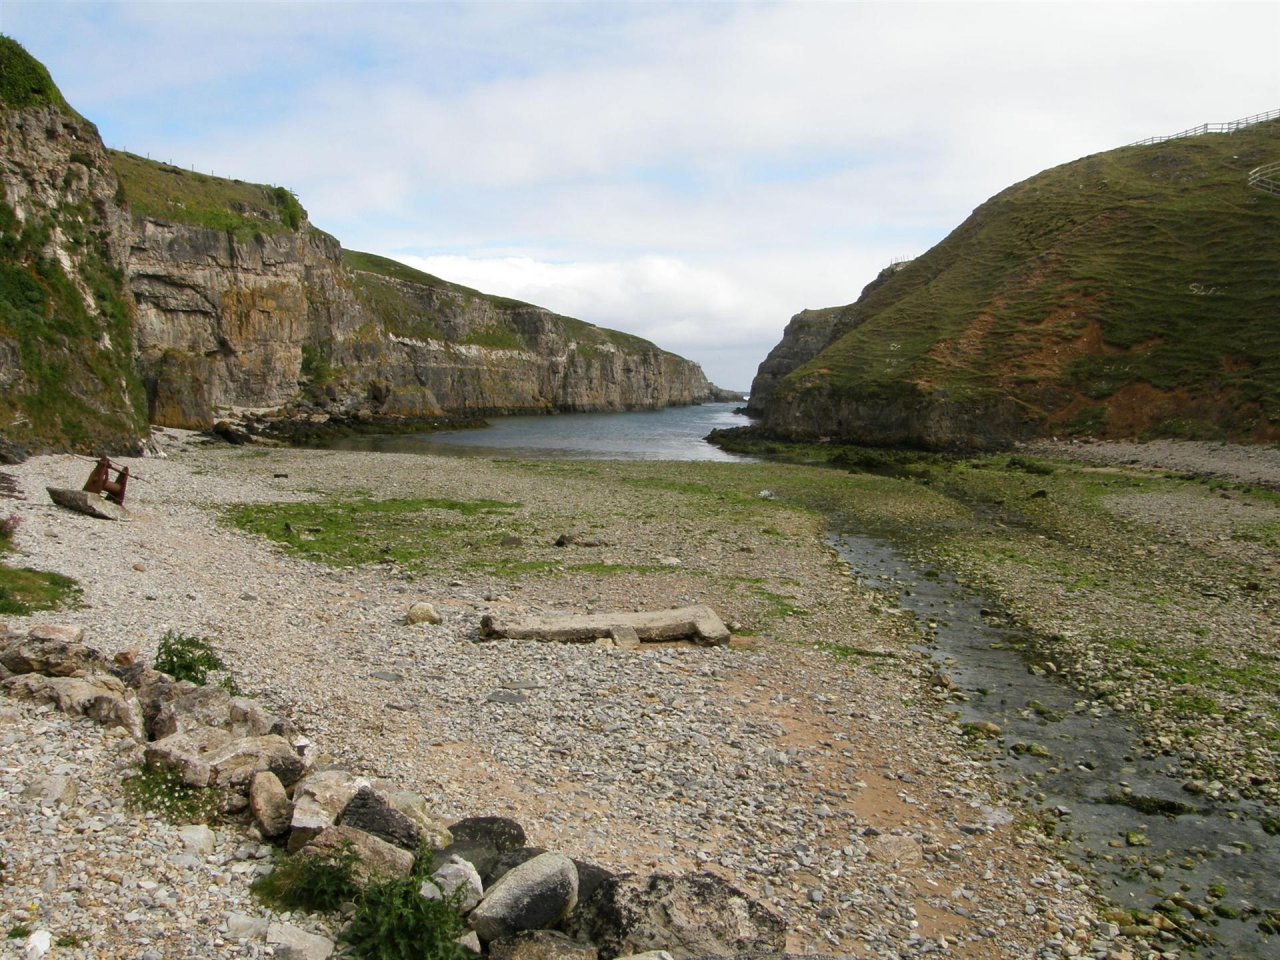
[1,432,1277,957]
[312,402,753,462]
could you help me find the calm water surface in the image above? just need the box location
[324,402,751,461]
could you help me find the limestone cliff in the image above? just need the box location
[121,214,715,429]
[0,38,148,455]
[0,39,720,450]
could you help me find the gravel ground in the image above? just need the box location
[1021,439,1280,491]
[0,434,1138,959]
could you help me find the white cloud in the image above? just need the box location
[7,0,1278,390]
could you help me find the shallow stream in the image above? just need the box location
[832,533,1279,959]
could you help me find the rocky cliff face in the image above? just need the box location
[0,40,148,455]
[125,221,714,430]
[744,307,842,416]
[0,40,719,451]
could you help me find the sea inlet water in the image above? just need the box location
[322,402,751,461]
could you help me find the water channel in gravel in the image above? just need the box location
[326,407,1276,956]
[832,533,1278,959]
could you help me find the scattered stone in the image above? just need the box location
[21,773,77,807]
[489,929,599,960]
[406,601,443,625]
[867,834,923,865]
[480,605,730,647]
[178,823,216,856]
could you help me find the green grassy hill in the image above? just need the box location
[344,248,680,358]
[761,119,1280,446]
[109,150,306,241]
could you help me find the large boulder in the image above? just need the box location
[287,769,370,853]
[298,825,415,883]
[0,630,112,677]
[567,873,786,960]
[250,770,293,838]
[112,664,195,738]
[470,853,578,943]
[421,855,484,913]
[4,673,144,740]
[338,786,422,852]
[381,790,453,850]
[145,728,305,792]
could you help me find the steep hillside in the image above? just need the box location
[751,119,1280,448]
[0,37,147,455]
[0,39,718,449]
[113,159,715,430]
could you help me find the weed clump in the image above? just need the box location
[154,630,240,693]
[252,843,362,913]
[345,852,468,960]
[251,844,468,959]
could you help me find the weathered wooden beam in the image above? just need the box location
[479,604,731,647]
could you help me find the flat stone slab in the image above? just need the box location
[480,605,730,647]
[47,487,129,521]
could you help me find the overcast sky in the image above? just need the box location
[4,1,1276,389]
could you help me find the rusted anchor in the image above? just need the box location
[82,456,129,505]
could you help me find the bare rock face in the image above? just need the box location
[744,307,844,417]
[0,55,149,454]
[567,872,786,960]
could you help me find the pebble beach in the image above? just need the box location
[5,431,1244,960]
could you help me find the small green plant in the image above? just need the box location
[6,924,30,939]
[121,764,224,824]
[54,934,84,948]
[154,630,239,692]
[344,852,468,960]
[252,843,362,913]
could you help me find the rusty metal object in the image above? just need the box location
[82,456,129,505]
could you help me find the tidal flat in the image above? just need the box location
[1,433,1276,957]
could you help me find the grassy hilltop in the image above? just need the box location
[760,120,1280,445]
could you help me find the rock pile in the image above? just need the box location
[0,622,787,959]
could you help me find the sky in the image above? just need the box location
[3,1,1277,390]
